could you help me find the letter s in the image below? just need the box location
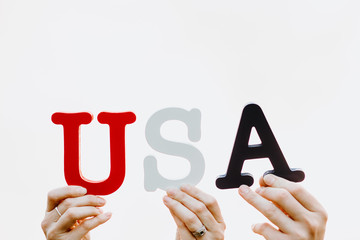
[144,108,205,191]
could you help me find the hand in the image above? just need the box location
[163,185,226,240]
[238,174,327,240]
[41,186,112,240]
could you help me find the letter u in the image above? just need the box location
[52,112,136,195]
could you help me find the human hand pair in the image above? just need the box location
[41,186,111,240]
[163,185,226,240]
[239,174,328,240]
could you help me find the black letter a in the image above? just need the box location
[216,104,305,189]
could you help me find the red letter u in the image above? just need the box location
[52,112,136,195]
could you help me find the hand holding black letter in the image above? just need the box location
[216,104,305,189]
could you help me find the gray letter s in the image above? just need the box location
[144,108,205,191]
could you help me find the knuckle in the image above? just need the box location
[186,215,199,226]
[310,220,321,231]
[65,207,77,219]
[47,191,56,202]
[293,229,308,240]
[40,219,48,232]
[80,220,93,231]
[319,209,328,222]
[263,204,278,216]
[193,203,207,214]
[221,222,226,230]
[276,189,289,201]
[304,215,319,228]
[205,196,217,208]
[61,198,72,208]
[302,214,326,238]
[303,215,314,227]
[291,184,304,196]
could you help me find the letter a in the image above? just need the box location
[216,104,304,189]
[52,112,136,195]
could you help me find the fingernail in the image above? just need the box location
[251,224,256,231]
[239,185,250,195]
[166,188,178,197]
[264,174,275,185]
[78,187,87,195]
[163,196,172,204]
[101,212,112,220]
[98,197,106,205]
[255,187,262,193]
[180,184,191,192]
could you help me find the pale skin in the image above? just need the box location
[238,174,328,240]
[41,186,112,240]
[43,177,326,240]
[163,184,226,240]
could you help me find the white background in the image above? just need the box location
[0,0,359,239]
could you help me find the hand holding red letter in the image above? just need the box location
[52,112,136,195]
[41,186,111,240]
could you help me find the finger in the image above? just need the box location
[262,175,326,213]
[56,206,102,231]
[259,176,266,187]
[180,184,224,224]
[169,209,196,240]
[57,195,106,216]
[48,195,106,222]
[255,186,308,221]
[163,196,203,233]
[69,212,112,239]
[167,187,218,231]
[252,222,286,240]
[238,185,295,233]
[47,186,87,212]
